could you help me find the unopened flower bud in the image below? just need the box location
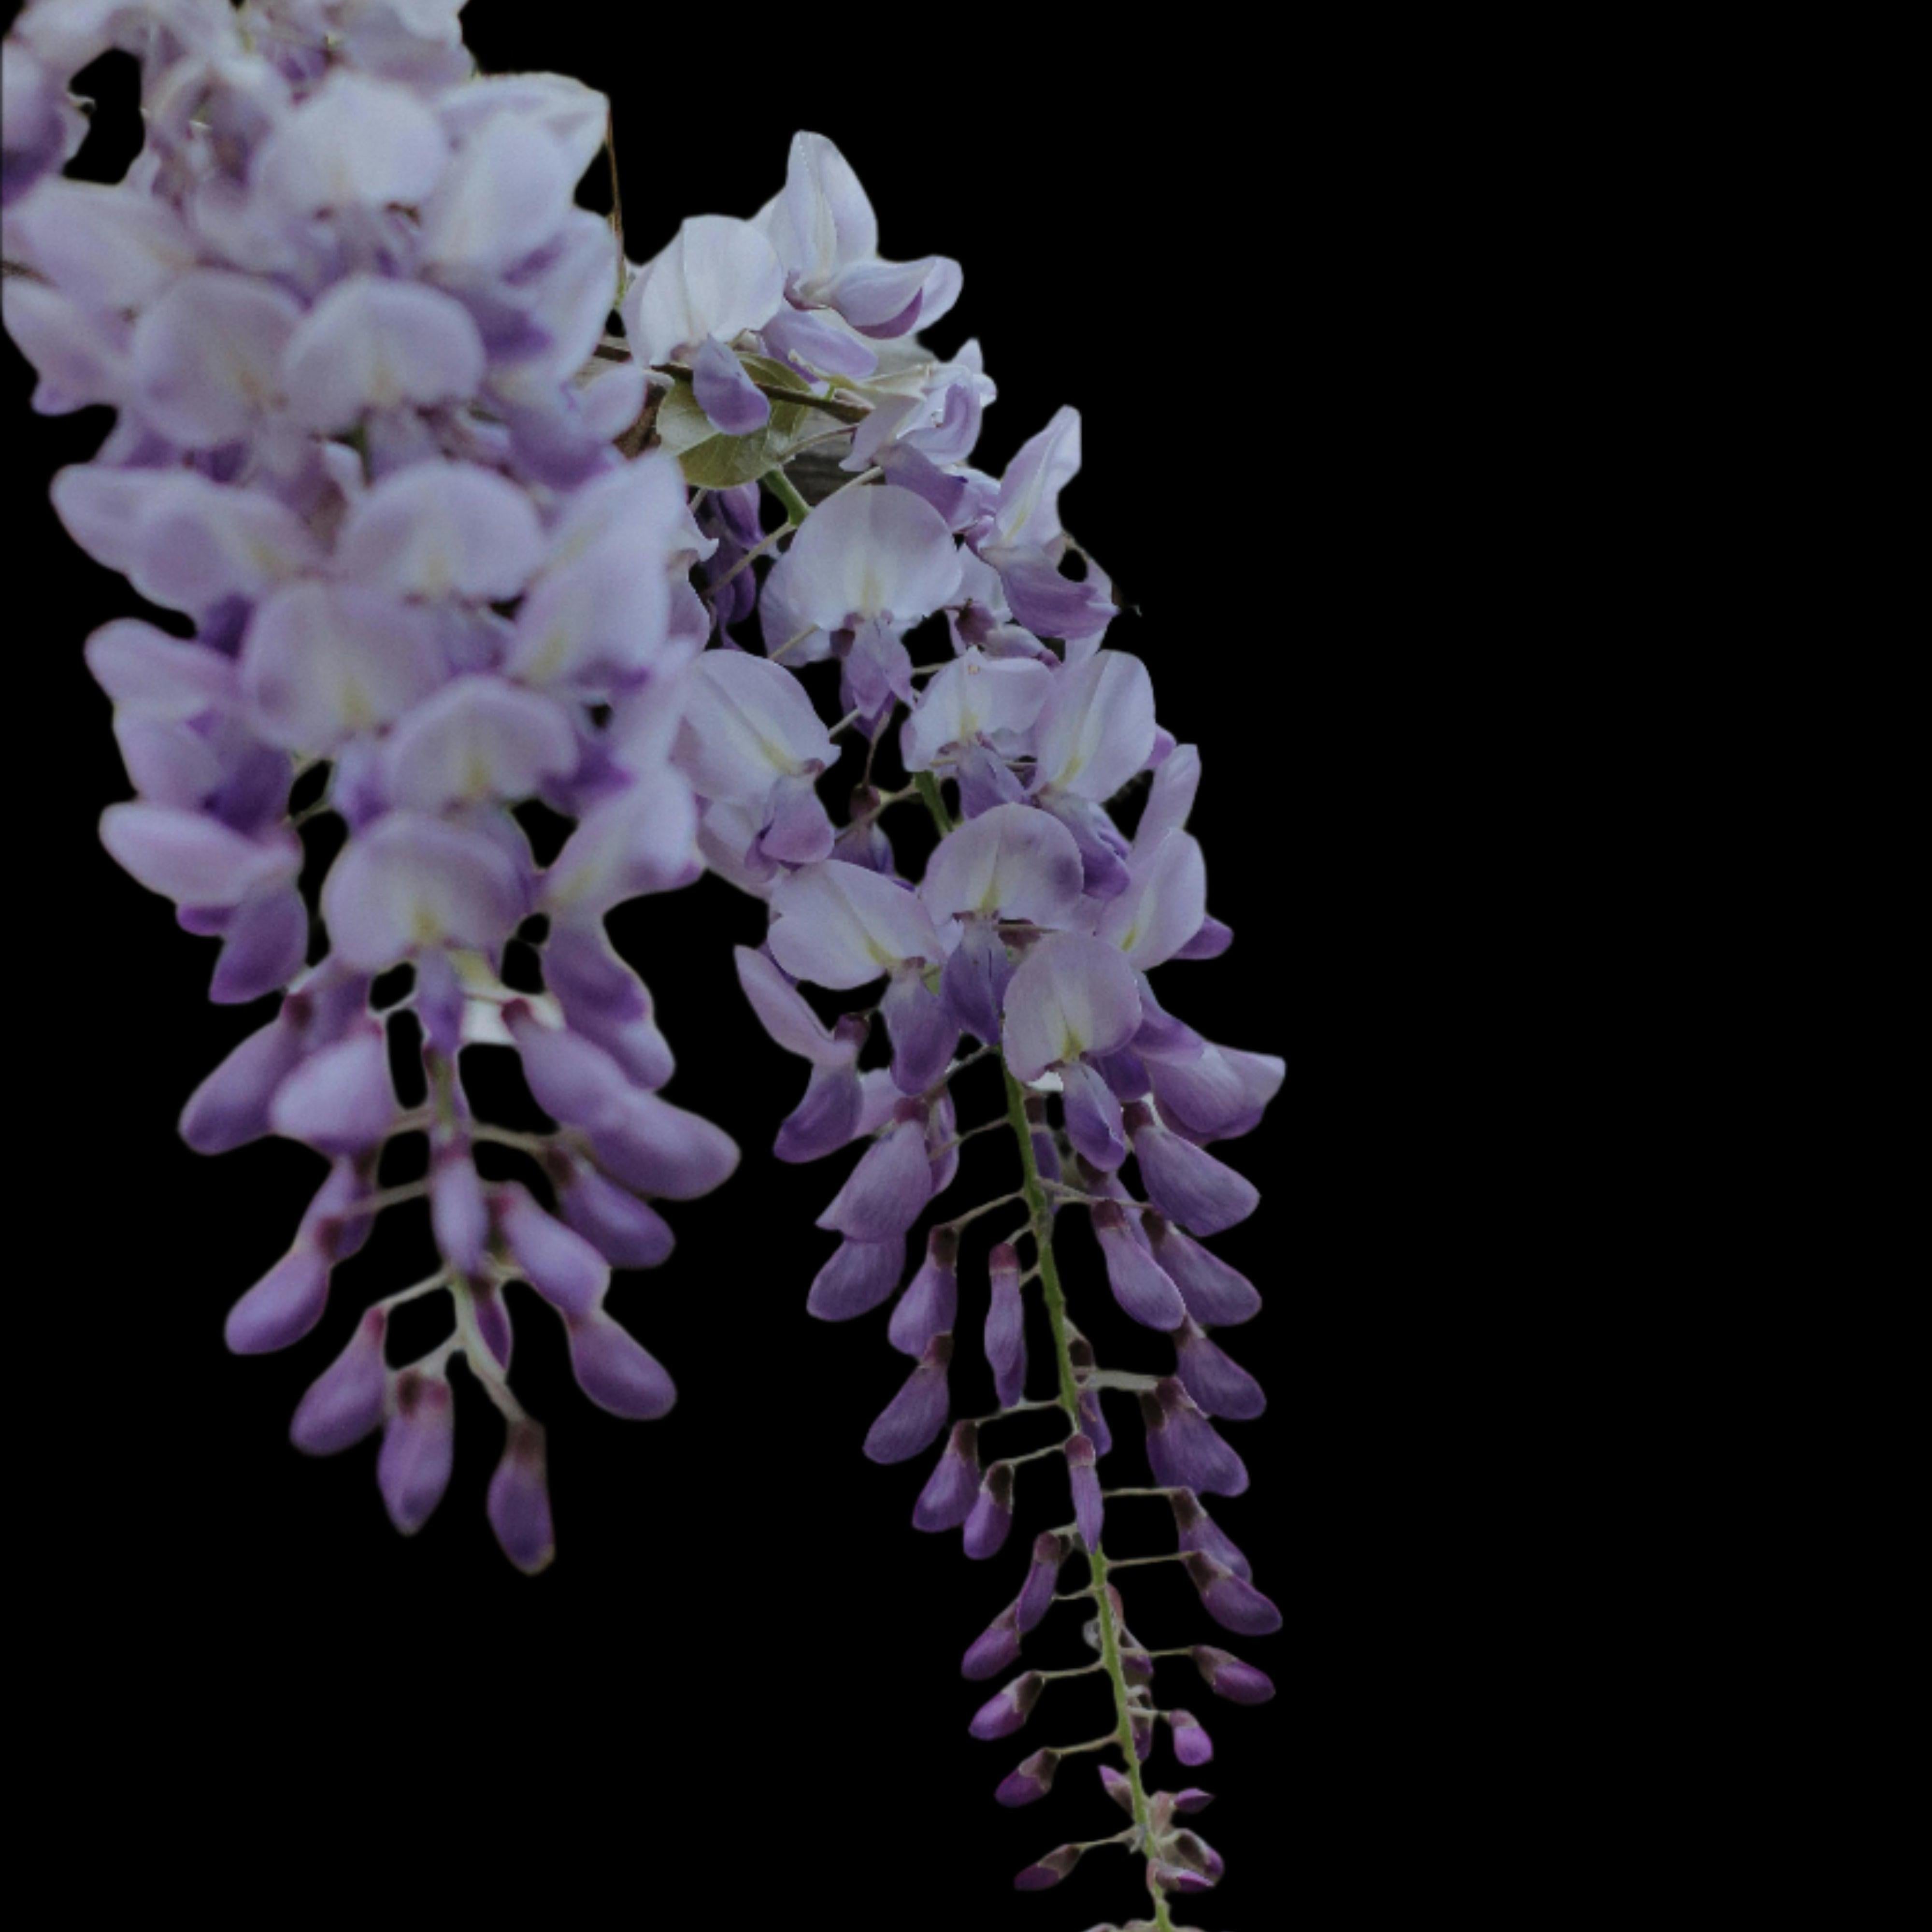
[969,1670,1042,1741]
[1014,1531,1067,1631]
[1168,1708,1214,1767]
[994,1748,1060,1807]
[1191,1645,1277,1704]
[377,1366,454,1534]
[864,1332,952,1463]
[1012,1843,1082,1891]
[1141,1377,1248,1497]
[1183,1551,1283,1636]
[567,1306,676,1419]
[888,1224,959,1356]
[290,1307,387,1455]
[963,1458,1015,1560]
[962,1607,1021,1681]
[983,1240,1027,1408]
[225,1247,329,1356]
[1169,1486,1253,1580]
[487,1419,554,1575]
[913,1419,979,1532]
[1066,1431,1104,1550]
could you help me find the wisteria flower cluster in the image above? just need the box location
[4,3,1280,1920]
[3,0,739,1572]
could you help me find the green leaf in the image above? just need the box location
[655,362,840,488]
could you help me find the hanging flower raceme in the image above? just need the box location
[7,0,1283,1907]
[667,129,1285,1925]
[2,0,738,1572]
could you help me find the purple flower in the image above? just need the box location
[888,1227,959,1358]
[913,1421,981,1533]
[862,1335,953,1464]
[1191,1646,1278,1706]
[994,1748,1061,1808]
[968,1670,1043,1742]
[378,1368,456,1535]
[1169,1709,1215,1768]
[963,1460,1016,1560]
[983,1241,1028,1409]
[1066,1432,1105,1551]
[487,1421,556,1576]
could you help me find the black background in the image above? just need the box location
[0,7,1441,1924]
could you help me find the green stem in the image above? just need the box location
[1000,1067,1173,1929]
[913,770,952,833]
[916,770,1171,1924]
[763,465,812,528]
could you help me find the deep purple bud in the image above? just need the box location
[487,1420,555,1575]
[807,1232,906,1320]
[377,1368,455,1535]
[889,1225,959,1356]
[430,1145,488,1278]
[1100,1763,1135,1813]
[963,1460,1016,1560]
[1092,1200,1186,1330]
[995,1749,1061,1808]
[567,1307,676,1419]
[1147,1214,1261,1326]
[556,1161,676,1269]
[962,1607,1021,1681]
[1143,1378,1249,1497]
[1012,1844,1082,1892]
[1171,1488,1253,1582]
[1174,1318,1267,1420]
[1131,1709,1155,1761]
[290,1308,387,1455]
[1066,1432,1104,1550]
[1184,1552,1283,1636]
[863,1334,953,1464]
[1120,1646,1156,1685]
[1170,1828,1225,1884]
[969,1670,1043,1741]
[225,1247,329,1355]
[913,1420,980,1532]
[983,1240,1028,1407]
[1192,1645,1277,1705]
[1014,1531,1067,1632]
[1169,1708,1215,1767]
[1174,1787,1216,1813]
[495,1182,610,1318]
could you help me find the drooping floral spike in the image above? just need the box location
[2,0,738,1572]
[689,125,1284,1925]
